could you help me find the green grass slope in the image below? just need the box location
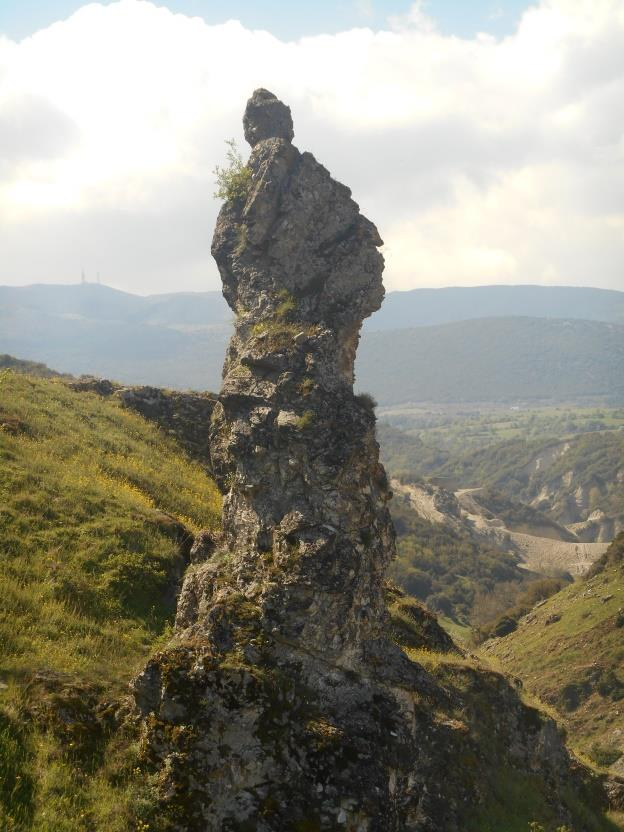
[0,355,69,379]
[0,371,221,831]
[484,535,624,775]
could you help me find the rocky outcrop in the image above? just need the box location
[69,378,216,467]
[131,90,611,831]
[117,386,216,467]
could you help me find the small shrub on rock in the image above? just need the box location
[213,139,252,203]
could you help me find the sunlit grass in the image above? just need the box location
[0,371,221,828]
[483,555,624,769]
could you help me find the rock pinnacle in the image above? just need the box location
[131,92,593,832]
[243,88,295,146]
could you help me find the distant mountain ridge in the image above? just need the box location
[0,283,231,328]
[3,282,623,330]
[365,284,624,331]
[2,283,623,404]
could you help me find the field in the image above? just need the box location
[378,403,624,456]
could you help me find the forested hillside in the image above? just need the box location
[380,422,624,538]
[357,317,624,405]
[438,432,624,534]
[389,489,533,629]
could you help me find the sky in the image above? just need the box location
[0,0,623,295]
[0,1,530,42]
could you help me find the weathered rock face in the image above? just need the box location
[132,90,610,832]
[198,86,392,661]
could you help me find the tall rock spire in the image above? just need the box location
[132,91,601,832]
[186,86,395,659]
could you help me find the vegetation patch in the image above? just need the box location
[213,139,252,203]
[0,371,221,830]
[389,490,530,626]
[378,406,624,502]
[386,583,457,653]
[298,377,315,396]
[295,411,314,431]
[275,288,296,319]
[251,320,299,342]
[473,577,570,643]
[484,538,624,771]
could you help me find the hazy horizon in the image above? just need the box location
[3,278,624,299]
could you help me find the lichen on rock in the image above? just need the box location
[132,90,611,832]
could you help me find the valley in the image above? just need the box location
[380,419,624,543]
[393,479,608,577]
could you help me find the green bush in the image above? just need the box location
[275,288,296,319]
[490,615,518,638]
[295,411,314,431]
[589,744,622,768]
[356,392,378,412]
[596,669,624,701]
[213,139,252,203]
[473,577,569,643]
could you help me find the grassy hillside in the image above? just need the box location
[0,355,69,379]
[0,371,221,831]
[484,535,624,773]
[357,317,624,405]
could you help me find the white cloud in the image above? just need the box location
[0,0,623,293]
